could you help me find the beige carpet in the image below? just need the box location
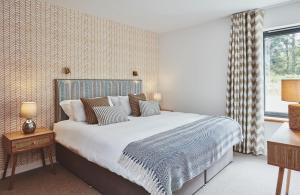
[0,153,299,195]
[196,153,300,195]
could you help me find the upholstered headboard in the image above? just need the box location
[55,79,142,122]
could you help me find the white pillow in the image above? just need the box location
[118,96,132,115]
[59,100,73,120]
[108,96,119,107]
[108,96,132,115]
[70,100,86,122]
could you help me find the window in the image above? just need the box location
[264,26,300,117]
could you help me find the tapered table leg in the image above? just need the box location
[8,154,17,190]
[276,167,284,195]
[2,154,10,179]
[40,148,46,167]
[286,169,291,195]
[47,146,55,174]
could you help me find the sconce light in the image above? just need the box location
[63,67,71,75]
[132,70,138,77]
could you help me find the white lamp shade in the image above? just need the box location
[153,92,162,101]
[20,102,37,118]
[282,79,300,102]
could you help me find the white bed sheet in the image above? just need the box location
[54,111,206,188]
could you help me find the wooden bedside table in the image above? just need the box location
[267,123,300,195]
[2,128,55,190]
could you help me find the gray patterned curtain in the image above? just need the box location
[226,10,265,155]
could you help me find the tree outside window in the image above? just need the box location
[264,27,300,117]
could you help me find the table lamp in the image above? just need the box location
[20,102,37,134]
[153,92,162,102]
[281,79,300,131]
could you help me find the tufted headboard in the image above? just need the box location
[55,79,142,122]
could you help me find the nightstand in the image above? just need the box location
[267,123,300,195]
[2,128,55,190]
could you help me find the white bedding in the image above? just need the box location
[54,111,206,188]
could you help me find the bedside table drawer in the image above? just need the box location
[11,134,53,152]
[268,142,300,171]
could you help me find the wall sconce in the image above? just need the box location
[63,67,71,75]
[132,70,138,77]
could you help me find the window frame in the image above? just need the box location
[263,25,300,118]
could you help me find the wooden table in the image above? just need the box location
[267,123,300,195]
[2,128,55,190]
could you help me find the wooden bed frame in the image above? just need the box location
[54,79,234,195]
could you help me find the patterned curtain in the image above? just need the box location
[226,10,265,155]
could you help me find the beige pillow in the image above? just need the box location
[80,97,110,124]
[128,93,146,116]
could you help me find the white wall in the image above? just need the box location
[159,18,231,115]
[159,1,300,116]
[264,2,300,30]
[159,1,300,138]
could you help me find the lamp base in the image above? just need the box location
[288,104,300,131]
[22,119,36,134]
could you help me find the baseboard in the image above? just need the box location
[0,158,57,177]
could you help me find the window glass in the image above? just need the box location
[264,28,300,117]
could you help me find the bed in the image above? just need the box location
[53,79,241,195]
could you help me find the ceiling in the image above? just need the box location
[47,0,297,33]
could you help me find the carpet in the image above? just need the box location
[0,153,299,195]
[195,153,300,195]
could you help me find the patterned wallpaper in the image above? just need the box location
[0,0,159,170]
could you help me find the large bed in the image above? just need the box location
[53,79,242,195]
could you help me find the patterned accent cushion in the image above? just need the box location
[139,100,161,117]
[93,106,129,126]
[128,93,146,116]
[80,97,110,124]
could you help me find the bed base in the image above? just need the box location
[56,143,233,195]
[206,149,233,182]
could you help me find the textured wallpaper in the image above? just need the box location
[0,0,159,170]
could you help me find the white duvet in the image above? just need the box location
[54,111,206,189]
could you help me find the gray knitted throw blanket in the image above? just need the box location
[119,116,242,195]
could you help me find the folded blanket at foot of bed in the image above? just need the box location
[119,116,242,195]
